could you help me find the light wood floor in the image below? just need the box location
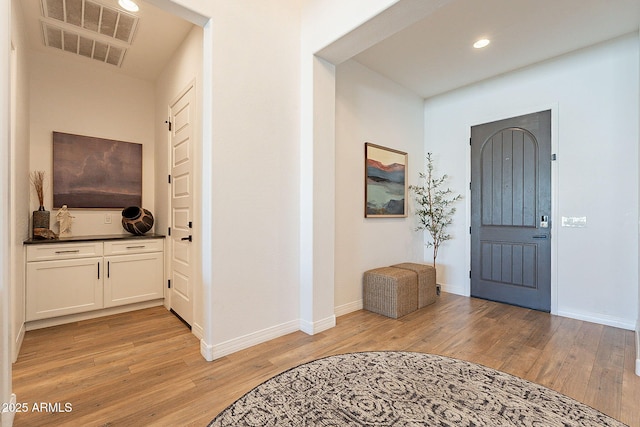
[12,293,640,427]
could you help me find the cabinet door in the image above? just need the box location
[26,258,103,321]
[104,252,164,307]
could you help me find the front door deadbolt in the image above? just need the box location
[540,215,549,228]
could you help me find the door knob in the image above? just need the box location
[181,235,192,242]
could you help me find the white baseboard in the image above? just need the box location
[199,315,337,361]
[12,322,25,363]
[334,300,362,317]
[440,282,469,297]
[206,319,300,360]
[200,339,214,362]
[299,315,336,335]
[556,309,635,331]
[191,322,204,340]
[1,393,16,427]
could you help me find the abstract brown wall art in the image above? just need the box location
[53,132,142,209]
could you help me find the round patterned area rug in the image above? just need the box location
[209,351,627,426]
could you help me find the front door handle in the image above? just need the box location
[181,235,192,242]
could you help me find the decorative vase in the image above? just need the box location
[32,206,50,234]
[122,206,154,235]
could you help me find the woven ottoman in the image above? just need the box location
[392,263,436,308]
[363,267,418,318]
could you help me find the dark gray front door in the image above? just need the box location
[471,110,551,312]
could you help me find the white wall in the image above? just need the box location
[29,51,156,237]
[155,25,202,332]
[424,34,639,329]
[2,1,14,424]
[191,1,303,355]
[9,0,29,364]
[299,0,403,334]
[334,59,424,315]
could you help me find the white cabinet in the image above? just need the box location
[104,252,164,307]
[26,257,103,321]
[25,238,164,323]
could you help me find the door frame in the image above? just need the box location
[464,104,560,315]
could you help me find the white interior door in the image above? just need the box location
[169,83,195,326]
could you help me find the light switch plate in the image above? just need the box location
[561,216,587,227]
[104,213,112,224]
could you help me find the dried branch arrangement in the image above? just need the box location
[30,170,46,208]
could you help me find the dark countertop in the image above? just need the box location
[24,233,166,245]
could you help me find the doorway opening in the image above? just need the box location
[8,0,214,413]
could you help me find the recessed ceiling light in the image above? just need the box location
[118,0,139,12]
[473,38,490,49]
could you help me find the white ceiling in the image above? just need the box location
[21,0,194,81]
[19,0,640,95]
[353,0,640,98]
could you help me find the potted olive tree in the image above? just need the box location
[409,153,462,269]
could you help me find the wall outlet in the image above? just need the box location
[104,213,112,224]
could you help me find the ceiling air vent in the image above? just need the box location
[42,22,126,66]
[40,0,138,68]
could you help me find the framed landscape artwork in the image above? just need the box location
[364,143,407,218]
[53,132,142,209]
